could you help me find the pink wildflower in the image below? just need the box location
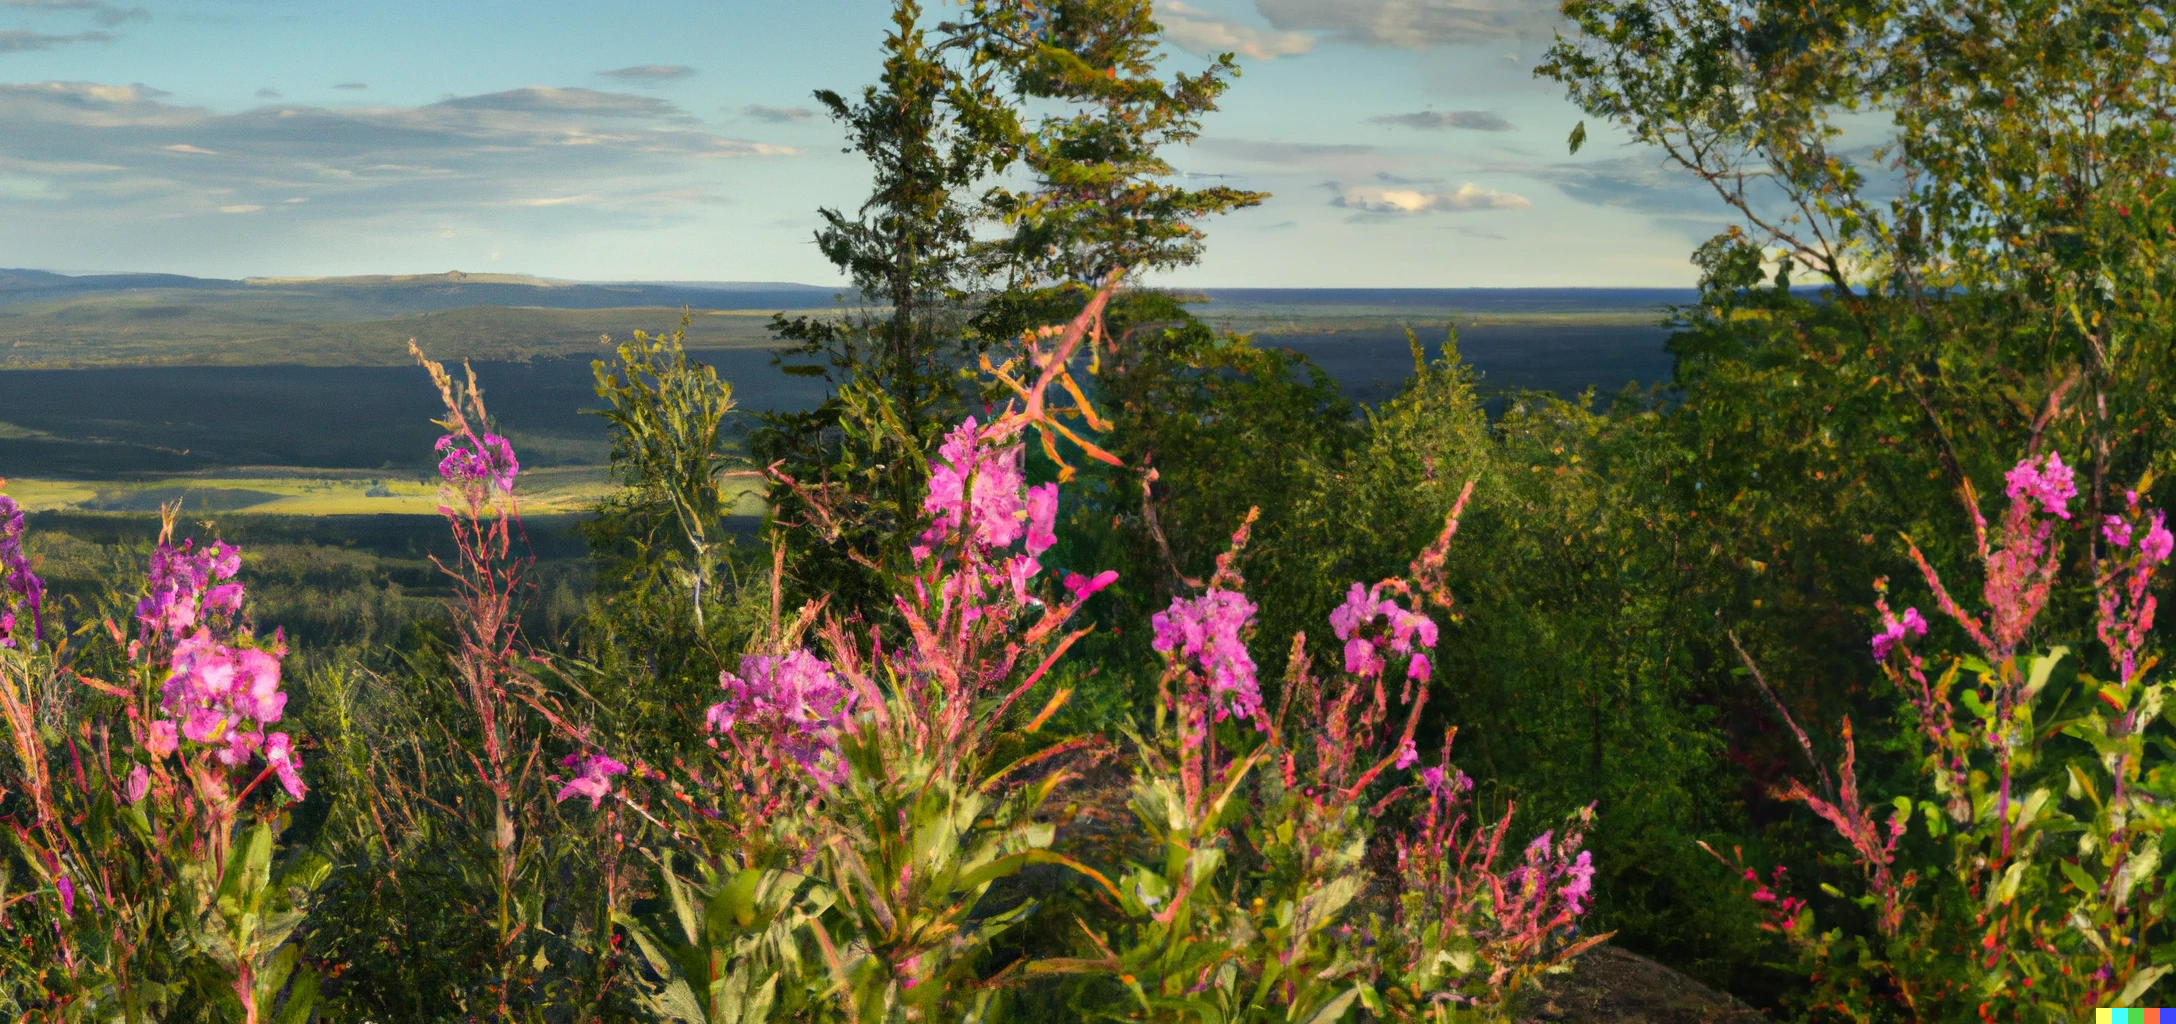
[0,494,43,647]
[1064,570,1118,601]
[56,876,73,917]
[136,539,244,643]
[1870,605,1927,661]
[263,732,305,800]
[1329,581,1438,679]
[2004,451,2076,519]
[125,764,149,803]
[917,417,1029,556]
[2142,512,2173,565]
[1561,850,1595,914]
[1395,738,1420,769]
[1152,590,1262,724]
[435,431,519,494]
[1026,482,1058,556]
[555,752,627,809]
[708,650,856,786]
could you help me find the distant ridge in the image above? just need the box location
[0,268,844,313]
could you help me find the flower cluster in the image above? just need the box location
[1152,589,1262,724]
[2004,451,2077,519]
[706,650,857,787]
[916,417,1055,561]
[2096,491,2171,685]
[136,540,304,800]
[136,539,243,643]
[1914,451,2075,664]
[0,494,43,648]
[1511,831,1597,917]
[556,752,629,809]
[1328,581,1440,681]
[1870,604,1927,661]
[436,431,520,495]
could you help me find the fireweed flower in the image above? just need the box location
[137,539,244,643]
[0,493,45,647]
[2096,496,2171,684]
[1870,606,1927,661]
[1152,589,1262,724]
[556,752,628,809]
[916,417,1040,557]
[2004,451,2076,519]
[708,650,856,787]
[435,431,520,495]
[126,764,150,803]
[1329,581,1439,680]
[138,539,305,799]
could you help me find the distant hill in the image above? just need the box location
[0,269,844,316]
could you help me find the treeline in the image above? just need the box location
[3,1,2174,1022]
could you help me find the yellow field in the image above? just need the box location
[2,467,769,517]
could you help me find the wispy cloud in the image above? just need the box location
[597,64,695,83]
[1332,182,1530,213]
[739,103,814,123]
[1369,109,1513,131]
[1161,1,1313,61]
[0,28,112,53]
[0,81,797,225]
[332,82,368,91]
[1532,156,1723,215]
[1254,0,1557,47]
[0,0,144,25]
[254,87,280,99]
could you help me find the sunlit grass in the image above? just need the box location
[4,466,770,516]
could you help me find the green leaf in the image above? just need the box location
[1568,120,1588,155]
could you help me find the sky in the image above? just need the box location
[0,0,1740,287]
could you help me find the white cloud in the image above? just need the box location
[1254,0,1556,47]
[1333,182,1530,213]
[0,81,796,225]
[1160,2,1314,61]
[218,203,260,213]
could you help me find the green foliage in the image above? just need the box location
[956,0,1267,287]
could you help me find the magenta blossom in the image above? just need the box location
[917,417,1032,557]
[161,630,288,745]
[2004,451,2076,519]
[708,650,856,787]
[137,539,243,644]
[1329,582,1439,680]
[0,494,43,648]
[1559,850,1595,915]
[126,764,150,803]
[556,752,628,809]
[436,431,520,494]
[1064,570,1118,601]
[1871,606,1928,661]
[56,876,74,917]
[2143,512,2173,565]
[1152,589,1262,725]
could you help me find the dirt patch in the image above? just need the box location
[1524,946,1769,1024]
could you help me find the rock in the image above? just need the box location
[1523,946,1769,1024]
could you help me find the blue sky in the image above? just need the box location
[0,0,1735,286]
